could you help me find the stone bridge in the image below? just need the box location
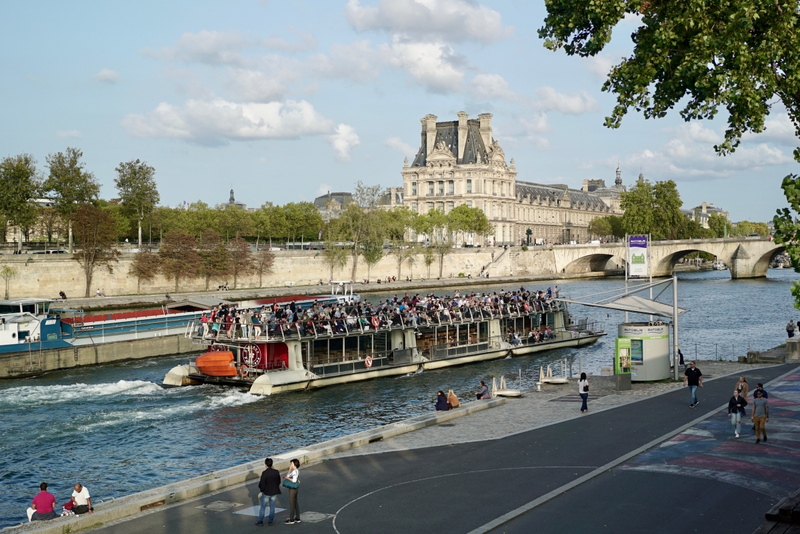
[551,237,784,279]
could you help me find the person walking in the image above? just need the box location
[256,458,281,526]
[683,361,703,407]
[752,389,770,444]
[727,389,748,438]
[788,319,796,338]
[735,376,749,399]
[283,459,301,524]
[578,372,589,414]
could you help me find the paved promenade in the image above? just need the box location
[42,360,794,534]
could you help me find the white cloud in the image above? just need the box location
[381,36,465,92]
[56,130,81,138]
[226,69,287,102]
[744,113,798,145]
[328,124,360,161]
[345,0,512,44]
[264,30,318,52]
[384,136,415,156]
[93,68,121,84]
[534,87,599,115]
[468,74,516,102]
[582,55,614,79]
[307,41,383,83]
[144,30,250,66]
[123,99,334,145]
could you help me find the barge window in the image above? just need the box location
[359,335,373,355]
[344,335,359,359]
[313,339,328,365]
[329,337,344,362]
[374,332,388,355]
[478,322,488,342]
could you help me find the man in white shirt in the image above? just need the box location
[71,483,93,515]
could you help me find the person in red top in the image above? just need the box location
[27,482,57,522]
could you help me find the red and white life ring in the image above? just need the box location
[523,302,530,312]
[371,317,380,329]
[365,356,373,368]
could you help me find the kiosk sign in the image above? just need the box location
[628,235,648,277]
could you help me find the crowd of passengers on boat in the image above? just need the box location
[197,286,564,342]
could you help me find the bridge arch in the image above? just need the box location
[562,253,625,274]
[655,248,724,278]
[751,245,786,277]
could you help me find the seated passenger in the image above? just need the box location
[447,389,460,408]
[71,483,93,515]
[28,482,57,522]
[435,391,449,411]
[475,380,491,400]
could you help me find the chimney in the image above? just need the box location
[422,114,438,157]
[478,113,493,148]
[701,202,707,214]
[457,111,468,161]
[582,179,589,192]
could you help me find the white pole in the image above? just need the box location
[648,233,653,322]
[673,273,679,381]
[625,234,629,323]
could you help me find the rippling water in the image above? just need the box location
[1,269,797,528]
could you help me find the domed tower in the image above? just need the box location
[615,166,622,187]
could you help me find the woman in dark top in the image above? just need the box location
[435,391,449,411]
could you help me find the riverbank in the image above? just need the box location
[9,358,781,534]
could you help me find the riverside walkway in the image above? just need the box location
[18,359,799,534]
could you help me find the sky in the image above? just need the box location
[1,0,796,222]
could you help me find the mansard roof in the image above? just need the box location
[411,120,489,167]
[515,181,609,210]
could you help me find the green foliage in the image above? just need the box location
[0,154,41,244]
[115,159,159,247]
[620,178,685,238]
[227,235,255,289]
[774,175,800,308]
[0,265,17,299]
[72,204,121,297]
[197,230,230,290]
[44,148,100,216]
[129,251,161,294]
[539,0,800,156]
[707,213,732,238]
[159,230,200,292]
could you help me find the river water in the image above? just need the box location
[1,269,798,528]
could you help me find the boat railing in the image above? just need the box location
[422,335,500,361]
[308,347,416,378]
[72,313,200,342]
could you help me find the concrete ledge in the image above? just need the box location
[10,396,506,534]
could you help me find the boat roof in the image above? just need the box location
[0,298,53,305]
[166,298,234,311]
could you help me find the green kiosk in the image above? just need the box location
[615,338,632,390]
[617,323,671,382]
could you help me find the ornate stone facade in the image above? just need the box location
[400,113,624,245]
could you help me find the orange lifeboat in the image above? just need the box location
[196,350,237,377]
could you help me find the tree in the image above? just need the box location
[114,159,160,250]
[588,217,612,239]
[620,179,683,238]
[218,205,253,241]
[448,205,492,246]
[0,265,17,300]
[227,235,254,289]
[40,206,64,245]
[185,201,219,237]
[333,182,383,279]
[423,246,436,278]
[44,148,100,253]
[0,154,41,249]
[197,229,230,290]
[707,213,732,238]
[159,230,200,292]
[72,204,120,298]
[539,1,800,157]
[254,249,275,287]
[129,251,161,294]
[253,202,287,248]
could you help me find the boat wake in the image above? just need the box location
[0,380,161,408]
[398,368,423,379]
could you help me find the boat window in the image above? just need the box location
[301,342,310,368]
[374,332,389,355]
[313,339,328,365]
[359,335,373,355]
[415,328,436,353]
[0,305,20,314]
[478,322,488,342]
[329,337,344,362]
[344,336,359,358]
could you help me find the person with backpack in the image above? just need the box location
[578,372,589,413]
[788,320,796,338]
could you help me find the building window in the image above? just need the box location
[467,172,472,177]
[411,182,417,196]
[447,181,454,195]
[412,202,418,212]
[467,200,473,208]
[447,201,454,212]
[438,181,444,195]
[437,202,444,212]
[466,179,472,193]
[492,181,496,195]
[427,202,434,212]
[491,202,496,218]
[484,180,487,194]
[428,182,434,196]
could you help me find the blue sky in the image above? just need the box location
[1,0,796,222]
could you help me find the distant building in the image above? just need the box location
[224,188,246,210]
[682,202,729,229]
[400,112,621,245]
[314,191,353,222]
[582,167,627,213]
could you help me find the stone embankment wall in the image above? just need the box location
[1,247,559,299]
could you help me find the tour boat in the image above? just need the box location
[163,290,605,396]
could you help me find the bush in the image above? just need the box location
[521,245,529,251]
[458,272,466,278]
